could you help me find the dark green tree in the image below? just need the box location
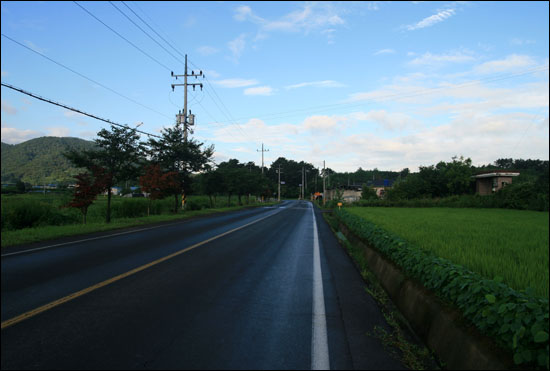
[147,125,214,212]
[200,170,224,207]
[64,125,144,223]
[15,180,25,193]
[361,184,378,200]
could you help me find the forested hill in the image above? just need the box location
[1,137,96,184]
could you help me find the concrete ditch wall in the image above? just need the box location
[339,222,514,370]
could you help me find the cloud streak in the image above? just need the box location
[406,8,455,31]
[213,78,259,88]
[244,86,274,96]
[285,80,346,89]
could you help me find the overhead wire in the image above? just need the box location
[122,1,187,63]
[104,1,255,144]
[199,64,550,125]
[187,58,257,143]
[73,1,171,72]
[116,2,252,144]
[1,82,162,139]
[78,1,240,149]
[109,1,186,67]
[1,33,171,120]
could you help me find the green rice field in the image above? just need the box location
[347,207,549,298]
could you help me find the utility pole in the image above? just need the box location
[171,54,204,210]
[301,166,305,200]
[277,165,283,202]
[323,161,326,206]
[305,168,308,200]
[257,143,269,174]
[171,54,204,143]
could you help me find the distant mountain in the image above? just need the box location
[1,137,97,184]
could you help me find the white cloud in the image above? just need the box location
[285,80,346,89]
[474,54,537,74]
[234,5,255,21]
[234,3,346,43]
[1,100,17,115]
[46,127,71,137]
[406,8,455,31]
[204,70,221,79]
[79,131,96,140]
[231,146,253,153]
[228,34,246,61]
[23,40,46,54]
[352,110,420,131]
[409,51,475,65]
[214,78,258,88]
[320,110,549,172]
[321,28,336,44]
[210,118,300,144]
[1,126,42,144]
[302,115,347,132]
[63,110,85,118]
[510,38,535,46]
[374,49,395,56]
[244,86,274,96]
[197,46,219,56]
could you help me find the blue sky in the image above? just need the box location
[1,1,548,172]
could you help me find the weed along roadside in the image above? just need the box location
[322,206,549,370]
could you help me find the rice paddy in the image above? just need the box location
[347,207,549,298]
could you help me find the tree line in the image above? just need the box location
[64,124,213,224]
[61,121,549,223]
[62,124,326,224]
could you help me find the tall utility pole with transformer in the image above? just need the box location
[171,54,204,209]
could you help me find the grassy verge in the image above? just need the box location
[334,208,549,369]
[1,203,276,248]
[323,211,439,370]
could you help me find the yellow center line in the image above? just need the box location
[1,211,278,330]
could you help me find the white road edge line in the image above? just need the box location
[311,203,330,370]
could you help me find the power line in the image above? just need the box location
[196,98,243,143]
[200,64,550,126]
[127,1,187,62]
[1,82,162,139]
[73,1,171,72]
[109,1,185,67]
[201,83,255,142]
[98,2,239,146]
[188,58,256,142]
[1,33,171,120]
[100,3,254,144]
[122,1,187,64]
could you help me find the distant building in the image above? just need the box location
[371,179,395,198]
[472,171,519,195]
[103,186,122,196]
[325,188,362,203]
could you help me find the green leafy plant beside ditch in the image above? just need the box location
[334,209,549,369]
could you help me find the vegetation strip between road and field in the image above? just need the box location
[1,209,281,330]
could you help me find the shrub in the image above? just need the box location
[110,198,149,218]
[1,199,76,230]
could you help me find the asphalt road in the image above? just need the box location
[1,200,404,370]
